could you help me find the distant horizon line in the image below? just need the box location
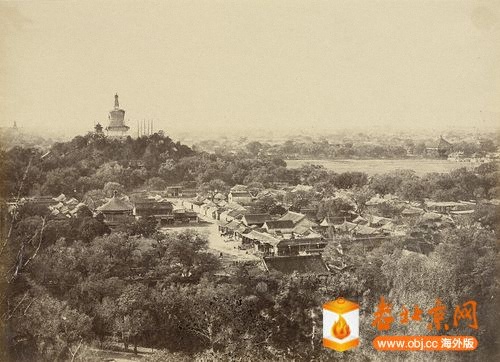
[3,122,499,142]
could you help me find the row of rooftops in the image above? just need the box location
[12,192,195,219]
[214,194,476,272]
[98,192,175,213]
[193,183,479,220]
[11,186,479,225]
[214,192,478,244]
[192,184,313,207]
[9,194,88,219]
[218,210,326,250]
[365,194,476,212]
[96,192,198,218]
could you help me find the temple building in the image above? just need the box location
[105,94,130,138]
[96,191,134,227]
[94,122,104,136]
[425,136,453,158]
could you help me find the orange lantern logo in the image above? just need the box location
[323,297,359,352]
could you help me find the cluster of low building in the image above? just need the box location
[7,182,482,275]
[178,184,480,273]
[8,194,89,219]
[8,190,199,229]
[94,191,198,228]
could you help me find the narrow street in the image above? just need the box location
[164,199,259,261]
[196,213,259,261]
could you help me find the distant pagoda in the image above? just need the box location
[105,93,130,138]
[94,122,104,135]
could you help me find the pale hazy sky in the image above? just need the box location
[1,0,499,137]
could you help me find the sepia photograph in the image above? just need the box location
[0,1,499,361]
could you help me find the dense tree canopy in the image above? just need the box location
[1,133,498,361]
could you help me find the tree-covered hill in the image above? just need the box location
[0,132,298,200]
[0,132,194,198]
[1,131,499,205]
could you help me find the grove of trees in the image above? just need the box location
[1,133,499,361]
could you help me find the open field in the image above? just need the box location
[285,159,480,176]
